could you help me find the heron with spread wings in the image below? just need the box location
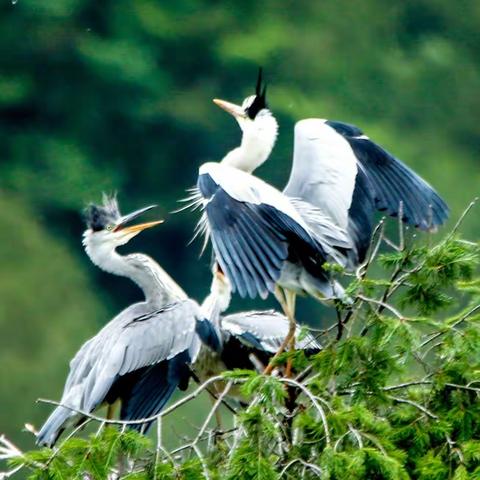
[37,196,217,447]
[188,70,449,369]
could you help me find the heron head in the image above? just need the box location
[209,263,232,312]
[83,195,163,251]
[213,68,271,131]
[214,69,278,172]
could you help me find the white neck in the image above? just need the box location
[200,275,232,326]
[221,112,278,173]
[85,241,187,306]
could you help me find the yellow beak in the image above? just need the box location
[118,220,164,234]
[213,98,246,118]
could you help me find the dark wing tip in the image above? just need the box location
[195,318,221,352]
[350,137,449,231]
[325,120,364,138]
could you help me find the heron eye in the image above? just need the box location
[105,224,114,232]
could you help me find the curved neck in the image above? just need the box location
[201,275,232,326]
[221,113,278,173]
[86,244,187,306]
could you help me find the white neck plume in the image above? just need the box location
[84,239,187,306]
[221,111,278,173]
[201,274,232,326]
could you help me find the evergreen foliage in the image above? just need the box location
[2,0,480,451]
[1,211,479,479]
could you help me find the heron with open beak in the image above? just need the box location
[37,195,216,446]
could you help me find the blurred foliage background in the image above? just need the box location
[0,0,478,450]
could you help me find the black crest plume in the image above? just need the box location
[246,67,268,119]
[84,194,121,231]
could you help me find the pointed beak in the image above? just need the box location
[118,205,157,227]
[118,219,164,235]
[213,262,226,279]
[113,205,163,234]
[213,98,246,119]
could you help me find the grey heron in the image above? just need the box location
[188,70,449,369]
[212,69,449,267]
[37,196,217,447]
[194,267,321,393]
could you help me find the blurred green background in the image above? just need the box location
[0,0,479,450]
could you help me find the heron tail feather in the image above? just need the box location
[36,406,75,447]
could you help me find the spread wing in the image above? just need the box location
[284,119,358,230]
[37,300,201,444]
[197,162,331,299]
[66,300,199,415]
[285,118,449,265]
[222,310,321,353]
[327,120,449,230]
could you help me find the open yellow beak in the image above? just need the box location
[118,220,164,234]
[213,98,246,118]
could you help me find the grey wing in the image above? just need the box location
[62,304,148,397]
[110,300,201,427]
[75,300,198,415]
[117,300,200,375]
[285,119,449,266]
[38,301,200,444]
[284,119,358,230]
[197,172,327,300]
[326,120,449,231]
[288,198,351,266]
[222,310,321,353]
[350,137,449,229]
[63,337,97,395]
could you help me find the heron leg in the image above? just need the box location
[273,285,288,314]
[106,401,118,420]
[285,290,297,378]
[264,287,297,375]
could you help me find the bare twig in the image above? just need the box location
[356,219,386,280]
[192,444,210,480]
[37,375,226,428]
[194,381,233,444]
[169,428,237,457]
[154,416,178,479]
[0,435,43,479]
[445,383,480,394]
[419,304,480,350]
[333,431,349,452]
[382,380,432,391]
[279,378,331,446]
[360,431,387,455]
[280,457,323,477]
[445,197,478,241]
[388,395,438,420]
[398,201,405,251]
[356,294,405,320]
[446,434,464,464]
[348,424,363,449]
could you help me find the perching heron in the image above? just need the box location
[37,196,217,447]
[194,267,321,395]
[188,70,449,368]
[212,69,449,267]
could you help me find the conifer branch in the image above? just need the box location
[388,396,438,419]
[419,303,480,349]
[37,375,227,428]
